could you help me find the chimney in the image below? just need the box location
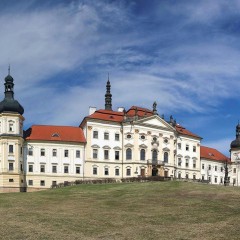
[118,107,124,112]
[89,107,96,115]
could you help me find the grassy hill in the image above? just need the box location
[1,181,240,240]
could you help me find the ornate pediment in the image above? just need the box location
[91,144,100,148]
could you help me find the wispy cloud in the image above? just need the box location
[0,0,240,153]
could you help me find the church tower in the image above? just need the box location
[0,68,25,192]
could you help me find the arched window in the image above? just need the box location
[140,149,145,160]
[164,152,168,163]
[152,149,158,161]
[126,148,132,160]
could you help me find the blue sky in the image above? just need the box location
[0,0,240,155]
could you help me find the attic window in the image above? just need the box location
[52,133,60,137]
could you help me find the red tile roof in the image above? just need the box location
[175,124,201,139]
[87,109,124,123]
[24,125,86,143]
[200,146,230,162]
[126,106,153,117]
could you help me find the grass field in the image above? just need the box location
[1,181,240,240]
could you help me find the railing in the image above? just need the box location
[147,160,165,166]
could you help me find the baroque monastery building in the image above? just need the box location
[0,72,233,192]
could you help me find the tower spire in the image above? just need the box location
[105,75,112,110]
[8,64,10,75]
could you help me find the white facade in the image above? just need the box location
[82,113,201,180]
[201,159,227,185]
[24,141,84,189]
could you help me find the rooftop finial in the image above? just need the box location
[8,64,10,75]
[105,75,112,111]
[153,101,158,115]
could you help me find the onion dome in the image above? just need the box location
[0,70,24,115]
[231,123,240,149]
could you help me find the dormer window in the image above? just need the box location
[52,133,60,137]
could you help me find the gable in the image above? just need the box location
[136,115,175,131]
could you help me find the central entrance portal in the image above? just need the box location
[152,167,158,176]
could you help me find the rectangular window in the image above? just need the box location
[234,168,236,174]
[193,161,196,168]
[93,131,98,139]
[76,150,80,158]
[28,165,33,172]
[64,166,69,173]
[221,167,223,172]
[177,143,181,150]
[126,168,131,176]
[93,149,98,159]
[220,177,223,183]
[115,151,119,160]
[185,160,189,168]
[186,144,189,151]
[40,148,45,156]
[28,148,33,156]
[193,146,196,152]
[9,145,13,153]
[115,168,119,176]
[40,165,45,173]
[178,172,181,179]
[186,174,189,179]
[104,132,109,140]
[40,180,45,186]
[52,165,57,173]
[52,149,57,157]
[9,123,13,132]
[115,133,120,141]
[193,175,196,180]
[104,167,109,175]
[208,165,211,170]
[28,180,33,186]
[64,150,69,157]
[233,178,236,185]
[208,176,211,183]
[202,164,204,170]
[93,167,97,175]
[76,166,80,174]
[104,150,109,160]
[9,163,14,171]
[178,158,181,166]
[215,177,217,183]
[9,179,14,182]
[215,166,217,171]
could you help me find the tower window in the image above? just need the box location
[9,121,14,132]
[9,145,13,153]
[9,163,14,171]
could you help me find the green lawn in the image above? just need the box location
[1,181,240,240]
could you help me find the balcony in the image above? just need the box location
[148,160,165,166]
